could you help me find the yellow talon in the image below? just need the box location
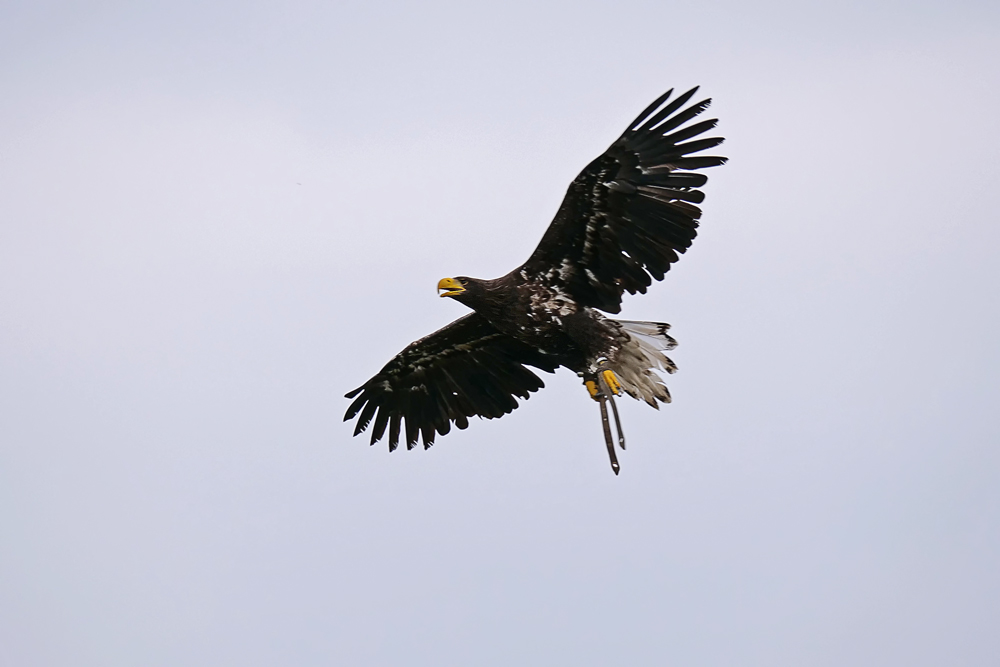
[602,370,622,396]
[585,380,599,399]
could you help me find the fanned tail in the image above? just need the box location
[609,319,678,407]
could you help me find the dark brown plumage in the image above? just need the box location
[345,87,726,473]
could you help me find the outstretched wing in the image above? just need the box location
[344,313,559,451]
[521,87,727,313]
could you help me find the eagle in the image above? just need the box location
[345,87,726,474]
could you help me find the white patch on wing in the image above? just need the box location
[528,285,578,321]
[558,258,574,281]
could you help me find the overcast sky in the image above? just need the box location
[2,1,999,665]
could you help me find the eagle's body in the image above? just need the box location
[448,271,595,371]
[345,87,726,473]
[446,271,670,396]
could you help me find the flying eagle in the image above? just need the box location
[345,87,726,474]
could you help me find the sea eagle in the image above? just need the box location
[345,87,726,473]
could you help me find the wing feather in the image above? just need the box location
[521,87,726,313]
[344,313,558,451]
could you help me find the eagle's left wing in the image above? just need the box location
[344,313,559,451]
[520,87,727,314]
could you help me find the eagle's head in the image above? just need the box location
[437,276,485,307]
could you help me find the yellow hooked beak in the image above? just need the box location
[437,277,466,297]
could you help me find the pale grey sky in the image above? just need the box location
[2,1,999,665]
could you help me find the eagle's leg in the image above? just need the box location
[597,396,620,475]
[599,370,626,451]
[601,369,624,396]
[586,372,625,474]
[607,390,626,450]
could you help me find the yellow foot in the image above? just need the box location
[585,380,600,399]
[602,370,623,396]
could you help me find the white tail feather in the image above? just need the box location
[610,319,678,406]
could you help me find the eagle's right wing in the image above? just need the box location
[344,313,559,451]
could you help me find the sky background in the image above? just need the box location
[2,1,999,665]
